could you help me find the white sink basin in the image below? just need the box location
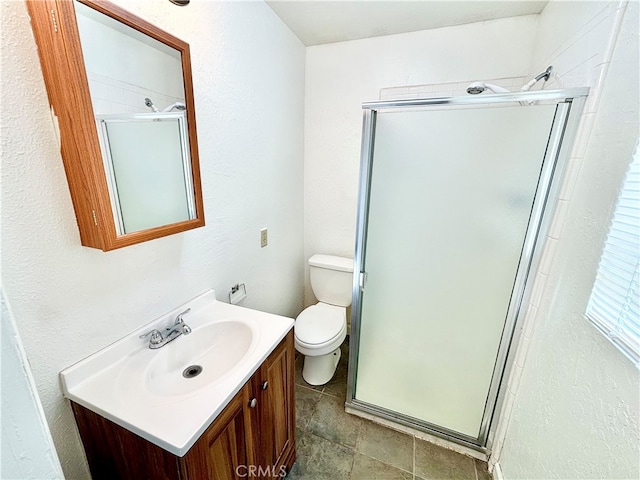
[59,290,293,456]
[142,320,254,397]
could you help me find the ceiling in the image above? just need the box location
[266,1,548,46]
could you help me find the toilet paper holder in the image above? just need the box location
[228,283,247,304]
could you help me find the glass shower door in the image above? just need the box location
[353,103,559,440]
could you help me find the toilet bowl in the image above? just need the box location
[295,254,353,386]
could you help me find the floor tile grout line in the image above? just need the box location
[348,448,416,478]
[296,381,341,400]
[347,447,356,480]
[413,435,416,480]
[296,377,346,398]
[294,382,322,431]
[352,449,415,476]
[302,429,357,453]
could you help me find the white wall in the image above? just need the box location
[303,15,538,304]
[496,1,640,478]
[0,1,305,478]
[1,291,64,480]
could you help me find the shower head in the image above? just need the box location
[161,102,187,112]
[466,82,511,95]
[466,82,485,95]
[144,97,159,112]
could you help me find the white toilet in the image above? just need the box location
[295,254,353,386]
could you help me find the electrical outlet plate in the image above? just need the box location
[260,228,268,248]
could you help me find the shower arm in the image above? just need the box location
[521,66,553,92]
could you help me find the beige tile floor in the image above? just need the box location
[288,340,491,480]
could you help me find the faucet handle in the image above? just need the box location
[175,308,191,324]
[174,308,192,335]
[139,329,163,345]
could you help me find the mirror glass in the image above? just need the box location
[74,1,196,235]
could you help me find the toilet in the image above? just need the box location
[295,254,353,386]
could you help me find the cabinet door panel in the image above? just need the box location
[182,391,247,480]
[255,332,295,478]
[266,346,290,466]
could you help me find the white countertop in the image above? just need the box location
[59,290,294,456]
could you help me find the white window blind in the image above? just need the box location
[586,140,640,367]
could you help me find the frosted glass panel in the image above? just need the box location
[355,104,557,438]
[104,117,191,233]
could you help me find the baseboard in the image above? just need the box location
[492,462,505,480]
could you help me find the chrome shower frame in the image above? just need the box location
[95,112,195,235]
[346,88,589,453]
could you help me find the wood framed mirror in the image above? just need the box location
[26,0,205,251]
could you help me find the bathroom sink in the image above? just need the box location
[59,290,294,455]
[114,319,258,401]
[142,320,254,398]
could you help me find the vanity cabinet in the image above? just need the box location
[71,331,295,479]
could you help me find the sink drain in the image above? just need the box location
[182,365,203,379]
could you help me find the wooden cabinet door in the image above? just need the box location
[252,332,295,479]
[181,389,248,480]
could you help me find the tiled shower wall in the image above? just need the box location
[86,72,183,115]
[379,76,526,100]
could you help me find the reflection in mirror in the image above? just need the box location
[98,114,194,234]
[74,1,197,235]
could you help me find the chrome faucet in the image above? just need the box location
[139,308,192,349]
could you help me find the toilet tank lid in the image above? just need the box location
[308,254,354,273]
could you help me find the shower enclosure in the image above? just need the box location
[346,88,588,450]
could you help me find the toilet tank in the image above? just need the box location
[308,254,354,307]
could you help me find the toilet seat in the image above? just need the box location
[295,323,346,350]
[294,303,346,356]
[295,303,345,346]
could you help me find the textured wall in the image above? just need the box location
[0,1,305,478]
[497,1,640,478]
[1,292,64,480]
[303,15,538,305]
